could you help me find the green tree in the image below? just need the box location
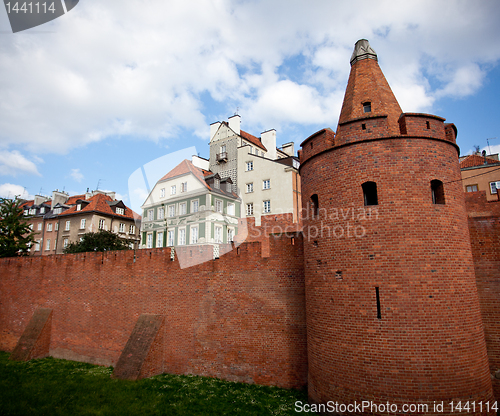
[64,229,130,254]
[0,197,35,258]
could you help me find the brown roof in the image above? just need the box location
[66,194,86,205]
[59,193,139,220]
[460,154,500,169]
[240,130,267,152]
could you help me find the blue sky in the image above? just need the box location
[1,0,500,214]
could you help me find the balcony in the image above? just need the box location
[216,152,228,163]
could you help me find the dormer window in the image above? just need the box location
[40,207,45,214]
[214,178,220,189]
[363,102,371,113]
[76,204,81,211]
[116,207,124,215]
[54,208,62,214]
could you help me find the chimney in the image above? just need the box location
[51,190,68,209]
[34,195,50,206]
[281,142,295,157]
[261,129,277,160]
[228,115,241,135]
[210,121,221,142]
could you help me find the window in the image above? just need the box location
[246,183,253,193]
[55,223,59,231]
[54,208,62,214]
[246,203,254,216]
[63,238,69,249]
[24,210,28,216]
[54,239,57,250]
[168,205,175,217]
[40,207,45,214]
[263,179,270,190]
[214,178,220,189]
[215,199,223,213]
[129,225,135,234]
[263,200,271,213]
[45,239,51,251]
[363,102,371,113]
[227,228,234,242]
[431,179,445,204]
[227,203,235,216]
[221,144,226,153]
[466,184,478,193]
[47,223,53,232]
[98,219,105,230]
[146,233,153,248]
[489,181,500,195]
[80,218,86,229]
[65,220,71,231]
[35,240,40,251]
[311,194,319,218]
[171,185,176,195]
[29,208,36,215]
[191,200,199,213]
[167,230,174,247]
[180,203,187,215]
[148,209,154,221]
[214,226,222,243]
[362,181,378,206]
[190,226,198,244]
[158,207,164,219]
[157,232,163,247]
[160,188,165,198]
[246,161,253,171]
[181,182,187,192]
[116,207,124,215]
[37,223,42,231]
[76,204,81,211]
[178,228,186,245]
[119,223,125,233]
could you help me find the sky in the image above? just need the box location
[1,0,500,214]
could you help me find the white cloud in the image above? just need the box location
[0,183,34,199]
[70,168,84,182]
[0,150,41,176]
[0,0,499,154]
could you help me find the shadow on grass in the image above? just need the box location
[0,351,310,415]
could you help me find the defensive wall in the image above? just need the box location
[0,232,307,389]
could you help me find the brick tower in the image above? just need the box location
[299,40,495,414]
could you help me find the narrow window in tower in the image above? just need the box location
[431,180,445,204]
[363,102,371,113]
[362,181,378,206]
[426,121,430,129]
[375,287,381,319]
[311,194,319,218]
[362,123,366,130]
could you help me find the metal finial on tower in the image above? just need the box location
[350,39,378,66]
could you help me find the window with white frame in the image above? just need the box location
[40,207,45,214]
[129,225,135,234]
[80,218,86,229]
[181,182,187,192]
[54,208,62,214]
[24,210,28,216]
[178,228,186,245]
[246,161,253,171]
[146,233,153,248]
[47,223,52,232]
[489,181,500,194]
[215,199,223,213]
[76,204,81,211]
[119,223,125,233]
[214,178,220,189]
[180,203,187,215]
[63,238,69,248]
[466,184,478,192]
[171,185,176,195]
[45,239,51,251]
[263,179,270,190]
[246,183,253,193]
[167,230,174,247]
[54,239,57,250]
[29,208,36,215]
[263,200,271,213]
[157,232,163,247]
[98,219,105,230]
[246,203,254,216]
[148,209,154,221]
[190,226,198,244]
[227,228,234,242]
[65,221,70,231]
[214,226,222,243]
[37,223,42,231]
[116,207,124,215]
[168,205,175,217]
[35,240,40,251]
[227,203,235,216]
[191,199,199,213]
[160,188,165,198]
[55,222,59,231]
[158,207,164,219]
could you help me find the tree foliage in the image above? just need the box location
[0,197,35,258]
[64,230,130,254]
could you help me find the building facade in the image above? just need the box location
[460,152,500,200]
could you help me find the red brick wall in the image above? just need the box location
[466,192,500,399]
[300,135,495,412]
[0,233,307,389]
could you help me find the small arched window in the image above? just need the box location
[311,194,319,218]
[431,180,445,204]
[362,181,378,206]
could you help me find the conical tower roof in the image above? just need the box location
[337,39,402,136]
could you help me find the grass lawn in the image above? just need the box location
[0,351,310,415]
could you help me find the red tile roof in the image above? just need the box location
[59,193,139,220]
[460,154,500,169]
[240,130,267,151]
[65,194,86,205]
